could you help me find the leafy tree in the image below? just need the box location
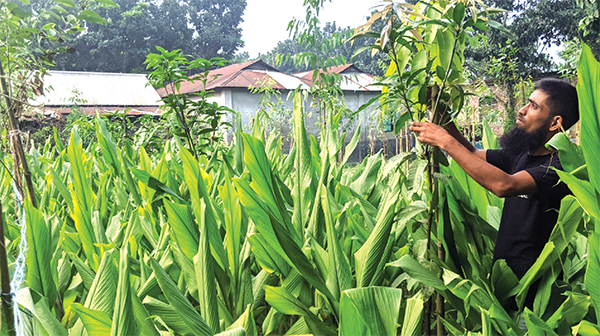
[49,0,246,73]
[260,22,386,76]
[466,0,588,78]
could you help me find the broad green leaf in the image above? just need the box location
[70,304,111,336]
[215,327,245,336]
[17,288,67,336]
[547,132,586,174]
[339,287,403,336]
[523,308,559,336]
[400,290,423,336]
[572,321,600,336]
[179,144,229,271]
[555,170,600,220]
[143,296,191,335]
[321,184,352,301]
[264,286,336,336]
[78,9,106,24]
[586,231,600,322]
[516,196,582,307]
[111,247,136,336]
[355,188,400,287]
[292,90,316,237]
[227,304,256,336]
[545,292,591,329]
[194,199,220,333]
[25,200,57,308]
[149,257,213,335]
[386,255,445,290]
[482,119,498,150]
[131,168,184,202]
[164,201,199,261]
[577,44,600,197]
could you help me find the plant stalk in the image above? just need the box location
[0,201,16,336]
[0,57,37,209]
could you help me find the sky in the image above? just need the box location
[240,0,383,57]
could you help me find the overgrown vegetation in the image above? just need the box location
[1,0,600,335]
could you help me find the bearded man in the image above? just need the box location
[409,78,579,310]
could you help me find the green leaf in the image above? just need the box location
[18,288,67,336]
[111,247,136,336]
[400,290,424,336]
[25,200,57,308]
[355,188,400,286]
[386,255,445,291]
[555,170,600,220]
[321,186,352,301]
[53,0,75,7]
[545,292,591,329]
[78,9,106,24]
[143,296,192,335]
[394,112,412,135]
[131,168,184,202]
[586,232,600,322]
[481,119,498,150]
[70,304,111,336]
[227,304,256,336]
[523,308,559,336]
[572,321,600,336]
[516,196,583,308]
[163,201,199,260]
[453,2,465,25]
[215,327,245,336]
[194,199,221,333]
[547,132,586,175]
[578,44,600,196]
[149,257,213,335]
[339,287,403,336]
[292,90,316,237]
[264,286,336,336]
[179,144,229,271]
[434,28,455,71]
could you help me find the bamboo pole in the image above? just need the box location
[0,58,37,208]
[0,201,16,336]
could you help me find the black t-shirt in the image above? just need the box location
[487,149,571,279]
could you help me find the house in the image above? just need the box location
[31,71,163,117]
[156,60,383,159]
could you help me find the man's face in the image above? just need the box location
[516,89,553,135]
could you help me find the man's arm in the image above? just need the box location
[444,121,487,161]
[409,122,537,197]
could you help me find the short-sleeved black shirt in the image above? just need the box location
[487,149,571,279]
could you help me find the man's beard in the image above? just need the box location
[499,125,549,157]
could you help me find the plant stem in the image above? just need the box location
[0,201,16,336]
[0,55,37,209]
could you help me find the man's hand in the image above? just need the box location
[409,121,455,151]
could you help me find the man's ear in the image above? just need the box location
[549,115,563,132]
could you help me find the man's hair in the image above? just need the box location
[534,78,579,130]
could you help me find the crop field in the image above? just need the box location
[1,0,600,335]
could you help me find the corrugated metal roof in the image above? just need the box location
[31,71,162,106]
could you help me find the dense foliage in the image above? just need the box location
[1,0,600,335]
[46,0,247,73]
[0,44,598,335]
[258,22,387,76]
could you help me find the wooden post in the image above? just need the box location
[0,58,37,208]
[0,201,16,336]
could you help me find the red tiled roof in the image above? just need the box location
[297,63,370,85]
[157,60,283,97]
